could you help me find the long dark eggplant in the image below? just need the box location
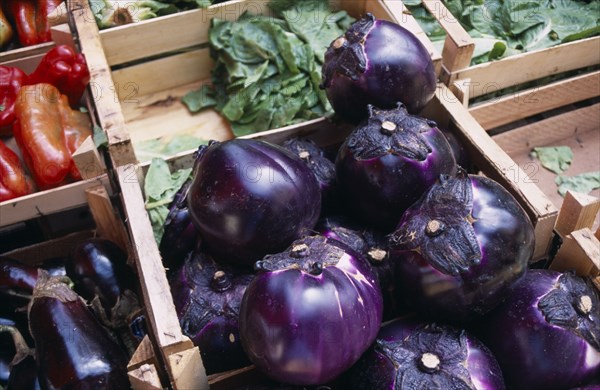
[0,257,38,315]
[28,271,130,388]
[66,238,144,353]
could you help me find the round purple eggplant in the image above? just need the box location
[389,168,535,322]
[282,137,337,214]
[478,269,600,390]
[239,235,383,385]
[343,316,505,389]
[169,249,253,374]
[335,104,456,231]
[322,14,436,122]
[27,271,130,388]
[187,139,321,267]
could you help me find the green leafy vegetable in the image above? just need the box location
[531,146,574,174]
[144,158,192,243]
[182,0,353,136]
[555,171,600,197]
[406,0,600,65]
[134,134,207,162]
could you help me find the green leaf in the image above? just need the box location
[555,171,600,197]
[0,105,5,112]
[143,158,193,243]
[182,85,217,113]
[92,125,108,148]
[531,146,574,174]
[134,135,206,162]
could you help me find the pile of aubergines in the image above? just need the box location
[160,16,599,389]
[161,103,599,389]
[0,237,145,388]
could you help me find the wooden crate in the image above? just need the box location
[0,27,107,228]
[0,182,176,387]
[409,0,600,131]
[65,0,564,387]
[66,0,441,167]
[107,82,556,388]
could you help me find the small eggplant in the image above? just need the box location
[28,271,130,388]
[169,249,253,374]
[0,257,38,314]
[67,238,142,353]
[239,235,383,385]
[343,316,505,389]
[335,104,456,231]
[478,269,600,390]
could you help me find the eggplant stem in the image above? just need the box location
[333,37,346,49]
[425,219,444,237]
[419,352,441,373]
[0,325,33,367]
[380,121,397,134]
[368,248,387,262]
[579,295,593,314]
[211,270,232,292]
[291,243,310,258]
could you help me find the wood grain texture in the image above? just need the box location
[470,71,600,130]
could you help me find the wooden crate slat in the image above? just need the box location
[111,48,214,101]
[69,0,136,166]
[0,175,111,228]
[471,71,600,130]
[492,103,600,155]
[451,36,600,98]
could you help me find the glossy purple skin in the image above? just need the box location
[389,170,534,322]
[239,235,383,385]
[160,180,200,271]
[322,14,436,123]
[187,139,321,267]
[169,250,253,374]
[67,238,136,315]
[343,317,505,389]
[28,273,129,389]
[335,105,456,231]
[479,270,600,390]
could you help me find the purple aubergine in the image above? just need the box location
[169,250,253,375]
[67,238,137,316]
[187,139,321,267]
[322,14,436,123]
[478,270,600,390]
[343,316,505,389]
[0,257,38,313]
[6,355,41,390]
[335,104,456,231]
[281,137,337,213]
[315,216,401,320]
[160,179,200,272]
[388,168,535,322]
[28,272,130,388]
[239,235,383,385]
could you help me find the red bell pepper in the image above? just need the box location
[4,1,52,47]
[13,83,72,189]
[28,44,90,107]
[0,66,28,135]
[58,94,92,180]
[0,139,34,202]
